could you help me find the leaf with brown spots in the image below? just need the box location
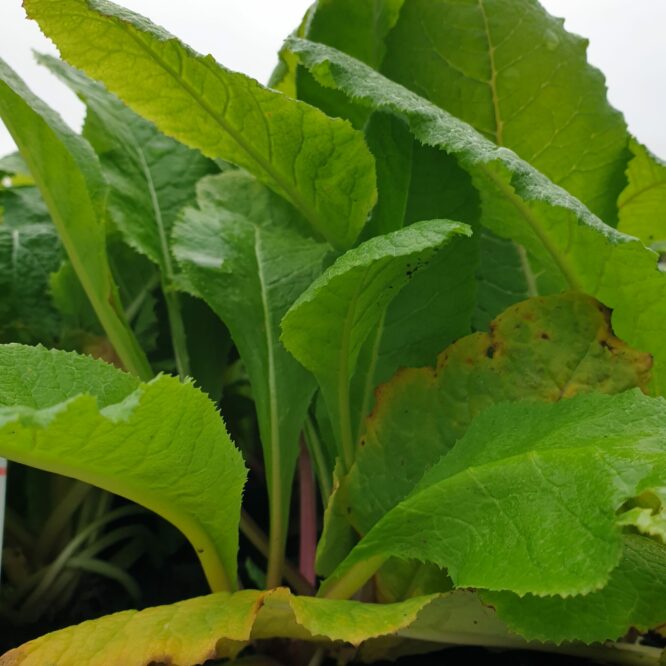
[316,292,651,578]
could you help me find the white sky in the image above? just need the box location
[0,0,664,159]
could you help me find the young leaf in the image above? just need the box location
[0,58,151,379]
[483,535,666,643]
[172,171,329,587]
[382,0,628,225]
[617,139,666,247]
[24,0,377,249]
[321,390,666,600]
[286,38,666,395]
[0,344,246,592]
[281,219,472,471]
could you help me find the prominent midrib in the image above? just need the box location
[477,0,544,295]
[253,226,284,581]
[117,21,327,239]
[478,0,503,147]
[135,145,175,282]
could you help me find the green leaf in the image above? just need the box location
[181,295,232,402]
[346,124,481,446]
[0,151,29,178]
[281,219,472,471]
[0,185,50,228]
[39,53,218,377]
[321,390,666,600]
[483,535,666,643]
[172,171,329,587]
[473,229,532,329]
[0,587,438,665]
[0,222,62,345]
[0,589,264,666]
[0,57,151,379]
[617,139,666,247]
[286,38,666,395]
[39,53,216,278]
[3,583,663,663]
[317,292,652,575]
[349,292,652,534]
[0,344,246,592]
[25,0,377,249]
[381,0,628,225]
[294,0,405,127]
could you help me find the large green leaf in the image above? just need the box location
[25,0,377,249]
[0,344,246,592]
[287,38,666,395]
[39,53,216,377]
[172,171,329,586]
[39,54,215,277]
[281,219,471,470]
[483,535,666,643]
[352,292,651,534]
[617,139,666,247]
[321,390,666,600]
[4,583,663,664]
[382,0,628,225]
[0,58,151,379]
[293,0,405,127]
[0,587,440,665]
[318,293,652,576]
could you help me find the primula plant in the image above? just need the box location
[0,0,666,663]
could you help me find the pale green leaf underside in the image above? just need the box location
[325,390,666,598]
[25,0,377,249]
[0,344,246,592]
[617,139,666,247]
[287,38,666,396]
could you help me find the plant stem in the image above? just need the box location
[303,414,331,502]
[95,287,153,380]
[162,283,191,380]
[317,555,386,599]
[240,510,314,596]
[298,439,316,587]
